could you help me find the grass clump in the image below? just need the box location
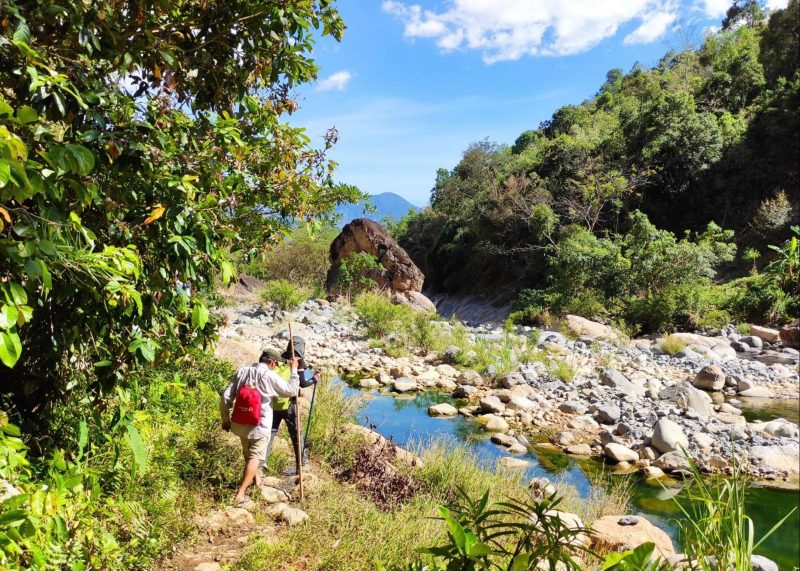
[549,358,578,382]
[260,279,311,311]
[736,323,752,335]
[354,292,414,338]
[658,334,687,355]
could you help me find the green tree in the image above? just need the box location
[0,1,361,408]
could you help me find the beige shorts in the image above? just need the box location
[230,422,269,460]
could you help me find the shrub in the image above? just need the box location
[736,323,752,335]
[259,279,311,311]
[659,334,687,355]
[549,358,577,382]
[239,225,337,293]
[354,293,413,339]
[336,252,384,298]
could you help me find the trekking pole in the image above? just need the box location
[288,323,304,501]
[302,371,320,459]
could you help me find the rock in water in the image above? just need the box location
[651,418,689,454]
[326,218,424,293]
[428,403,458,417]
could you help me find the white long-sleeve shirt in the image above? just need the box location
[220,363,300,439]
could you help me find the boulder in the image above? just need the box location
[565,443,593,456]
[507,396,537,411]
[653,451,691,472]
[569,415,600,431]
[565,315,619,340]
[453,384,477,398]
[642,466,666,479]
[428,403,458,417]
[751,554,780,571]
[741,335,763,350]
[326,218,424,293]
[537,331,567,346]
[358,378,380,389]
[498,457,530,468]
[750,325,780,344]
[652,418,689,454]
[659,382,714,417]
[391,291,436,313]
[595,405,621,425]
[763,419,799,438]
[528,477,556,498]
[479,414,510,432]
[604,443,639,463]
[749,442,800,476]
[457,370,484,386]
[479,395,506,414]
[779,318,799,349]
[590,515,675,557]
[600,369,646,397]
[738,386,775,398]
[391,377,418,393]
[693,365,725,392]
[265,502,309,526]
[259,486,290,504]
[559,401,587,415]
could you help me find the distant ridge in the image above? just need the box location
[335,192,421,226]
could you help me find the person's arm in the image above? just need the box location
[219,375,239,428]
[298,369,317,388]
[268,364,300,397]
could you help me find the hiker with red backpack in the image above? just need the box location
[220,349,300,508]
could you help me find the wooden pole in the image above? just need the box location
[288,323,304,501]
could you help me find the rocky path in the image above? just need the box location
[216,283,799,488]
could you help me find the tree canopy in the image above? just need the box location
[0,1,361,407]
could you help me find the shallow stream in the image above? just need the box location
[341,384,800,570]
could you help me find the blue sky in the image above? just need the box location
[291,0,787,207]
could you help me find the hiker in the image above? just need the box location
[220,349,300,508]
[262,335,321,469]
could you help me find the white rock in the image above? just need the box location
[652,418,689,454]
[428,403,459,417]
[604,443,639,463]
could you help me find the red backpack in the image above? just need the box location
[231,381,262,426]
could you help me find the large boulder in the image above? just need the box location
[565,315,619,340]
[651,418,689,454]
[600,369,646,397]
[750,325,780,344]
[779,319,800,349]
[326,218,424,293]
[692,365,725,392]
[659,382,714,417]
[590,515,676,558]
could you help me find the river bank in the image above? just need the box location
[218,289,799,489]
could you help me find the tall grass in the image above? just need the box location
[674,457,796,571]
[260,279,311,311]
[659,334,687,356]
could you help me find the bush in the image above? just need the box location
[335,252,384,298]
[239,226,337,294]
[259,279,311,311]
[0,350,238,570]
[354,293,413,338]
[659,334,687,355]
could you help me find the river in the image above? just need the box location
[341,383,800,570]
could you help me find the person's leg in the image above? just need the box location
[234,457,259,502]
[286,404,305,465]
[262,410,286,471]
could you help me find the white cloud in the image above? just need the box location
[382,0,679,63]
[317,70,353,92]
[624,11,678,44]
[697,0,730,17]
[764,0,789,10]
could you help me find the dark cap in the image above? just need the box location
[259,349,282,363]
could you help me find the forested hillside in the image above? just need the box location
[396,0,799,334]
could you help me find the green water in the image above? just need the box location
[346,384,800,570]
